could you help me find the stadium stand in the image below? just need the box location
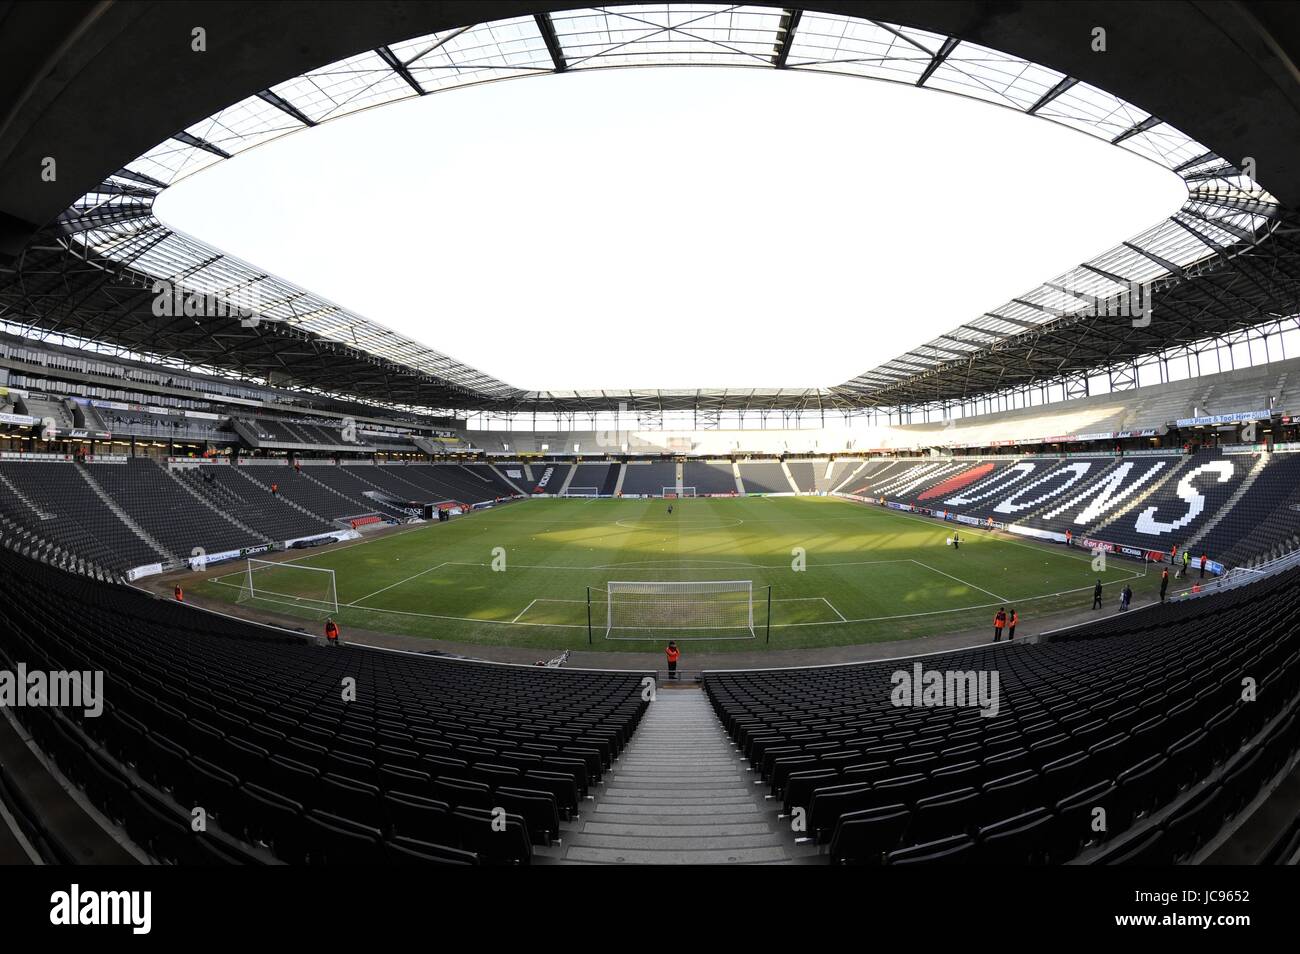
[1191,452,1300,562]
[0,461,163,572]
[179,467,333,542]
[704,570,1300,864]
[785,461,817,493]
[461,464,520,498]
[90,458,265,558]
[737,461,790,493]
[530,463,571,494]
[620,462,677,495]
[0,545,651,864]
[682,460,739,494]
[564,463,611,494]
[305,466,419,520]
[255,467,384,522]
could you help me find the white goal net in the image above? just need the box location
[237,558,338,618]
[605,580,753,639]
[564,487,600,498]
[662,487,696,498]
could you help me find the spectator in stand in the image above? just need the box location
[271,482,279,495]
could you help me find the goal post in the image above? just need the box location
[601,580,758,640]
[564,487,599,498]
[237,558,338,618]
[661,487,696,498]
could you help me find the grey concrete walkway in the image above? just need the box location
[550,688,814,864]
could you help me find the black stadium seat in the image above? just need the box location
[704,555,1300,864]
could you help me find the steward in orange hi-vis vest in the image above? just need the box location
[665,642,681,680]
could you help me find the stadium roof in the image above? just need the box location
[2,2,1300,415]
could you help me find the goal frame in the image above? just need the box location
[237,558,339,617]
[662,487,697,498]
[597,579,763,641]
[563,486,600,498]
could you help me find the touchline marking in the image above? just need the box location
[911,560,1008,602]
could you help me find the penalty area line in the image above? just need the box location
[911,559,1008,603]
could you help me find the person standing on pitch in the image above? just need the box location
[665,641,680,680]
[952,530,960,551]
[1159,568,1169,603]
[1092,579,1103,609]
[993,607,1006,642]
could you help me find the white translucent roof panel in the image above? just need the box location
[1035,80,1149,145]
[553,5,784,69]
[392,17,553,91]
[183,93,306,157]
[785,14,944,83]
[268,48,415,124]
[123,139,225,188]
[1119,124,1209,170]
[922,40,1066,111]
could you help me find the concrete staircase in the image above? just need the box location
[75,463,176,564]
[489,464,527,496]
[1184,452,1270,554]
[1086,453,1192,538]
[551,690,806,864]
[780,460,801,494]
[164,465,272,545]
[232,466,326,521]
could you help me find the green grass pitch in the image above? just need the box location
[193,496,1149,652]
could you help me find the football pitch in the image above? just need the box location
[193,496,1149,652]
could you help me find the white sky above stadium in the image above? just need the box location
[157,67,1187,392]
